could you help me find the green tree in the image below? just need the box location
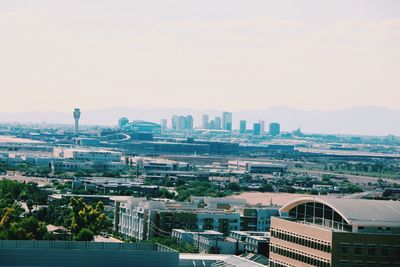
[69,197,109,236]
[74,228,94,241]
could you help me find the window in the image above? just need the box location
[395,246,400,258]
[341,244,349,255]
[354,244,363,255]
[381,245,389,257]
[340,260,350,267]
[367,245,376,256]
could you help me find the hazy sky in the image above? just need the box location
[1,0,399,113]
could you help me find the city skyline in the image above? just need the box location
[1,0,400,113]
[1,105,400,136]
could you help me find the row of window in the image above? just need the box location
[271,229,331,253]
[271,245,331,267]
[340,260,400,267]
[341,243,400,257]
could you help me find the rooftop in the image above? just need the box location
[281,196,400,227]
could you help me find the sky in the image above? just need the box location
[1,0,400,113]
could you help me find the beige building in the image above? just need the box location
[269,196,400,267]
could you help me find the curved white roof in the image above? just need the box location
[280,196,400,227]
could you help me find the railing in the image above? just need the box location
[0,240,177,253]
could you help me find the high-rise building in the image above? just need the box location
[214,116,222,130]
[73,108,81,135]
[161,119,168,132]
[240,120,247,134]
[171,115,179,130]
[258,120,265,134]
[119,117,129,129]
[253,123,261,135]
[202,115,209,129]
[269,197,400,267]
[186,115,193,130]
[222,112,232,131]
[269,122,280,136]
[172,115,193,131]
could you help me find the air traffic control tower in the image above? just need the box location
[73,108,81,135]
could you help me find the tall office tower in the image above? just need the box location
[202,114,209,129]
[222,112,232,131]
[161,119,168,132]
[253,123,261,135]
[239,120,247,134]
[118,117,129,129]
[214,116,222,130]
[177,116,186,130]
[269,122,281,136]
[171,115,179,130]
[209,120,215,129]
[73,108,81,135]
[186,115,193,130]
[258,120,265,134]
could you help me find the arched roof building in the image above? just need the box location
[122,121,161,134]
[270,197,400,267]
[279,196,400,231]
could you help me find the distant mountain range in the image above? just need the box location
[0,106,399,136]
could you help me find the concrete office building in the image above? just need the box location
[73,108,81,135]
[73,151,122,162]
[229,160,288,174]
[239,120,247,134]
[0,240,178,267]
[253,123,261,135]
[202,114,209,129]
[215,116,222,130]
[258,120,265,134]
[269,122,281,136]
[118,117,129,129]
[161,119,168,132]
[172,115,193,131]
[269,196,400,267]
[222,112,232,131]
